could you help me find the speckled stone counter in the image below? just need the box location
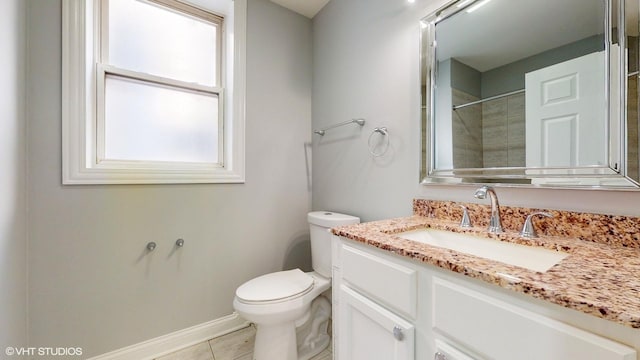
[331,200,640,329]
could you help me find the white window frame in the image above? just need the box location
[62,0,246,184]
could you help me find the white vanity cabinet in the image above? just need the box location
[332,239,416,360]
[332,236,639,360]
[333,237,417,360]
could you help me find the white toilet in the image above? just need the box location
[233,211,359,360]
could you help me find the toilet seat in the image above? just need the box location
[236,269,314,304]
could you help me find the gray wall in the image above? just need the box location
[450,59,481,98]
[481,34,604,97]
[27,0,312,357]
[312,0,640,223]
[312,0,421,220]
[0,0,27,351]
[435,58,482,170]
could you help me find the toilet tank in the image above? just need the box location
[308,211,360,277]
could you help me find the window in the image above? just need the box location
[62,0,246,184]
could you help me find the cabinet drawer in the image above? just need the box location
[433,278,636,360]
[341,244,416,319]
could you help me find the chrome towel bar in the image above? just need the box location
[314,118,365,136]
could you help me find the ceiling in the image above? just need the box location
[435,0,605,72]
[270,0,330,18]
[182,0,330,19]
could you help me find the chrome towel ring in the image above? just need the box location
[368,127,389,157]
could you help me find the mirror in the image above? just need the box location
[420,0,640,188]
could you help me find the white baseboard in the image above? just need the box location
[87,312,250,360]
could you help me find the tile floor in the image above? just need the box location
[155,325,332,360]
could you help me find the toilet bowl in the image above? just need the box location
[233,271,331,360]
[233,211,359,360]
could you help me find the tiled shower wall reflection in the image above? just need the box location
[452,89,483,168]
[482,92,525,167]
[451,89,525,168]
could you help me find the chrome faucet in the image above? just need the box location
[520,212,553,238]
[474,186,503,234]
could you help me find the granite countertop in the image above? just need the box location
[331,215,640,329]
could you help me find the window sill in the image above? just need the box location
[62,166,245,185]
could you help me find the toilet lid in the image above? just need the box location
[236,269,314,303]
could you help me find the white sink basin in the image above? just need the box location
[397,229,568,272]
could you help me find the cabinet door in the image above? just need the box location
[338,285,414,360]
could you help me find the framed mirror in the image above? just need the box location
[420,0,640,188]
